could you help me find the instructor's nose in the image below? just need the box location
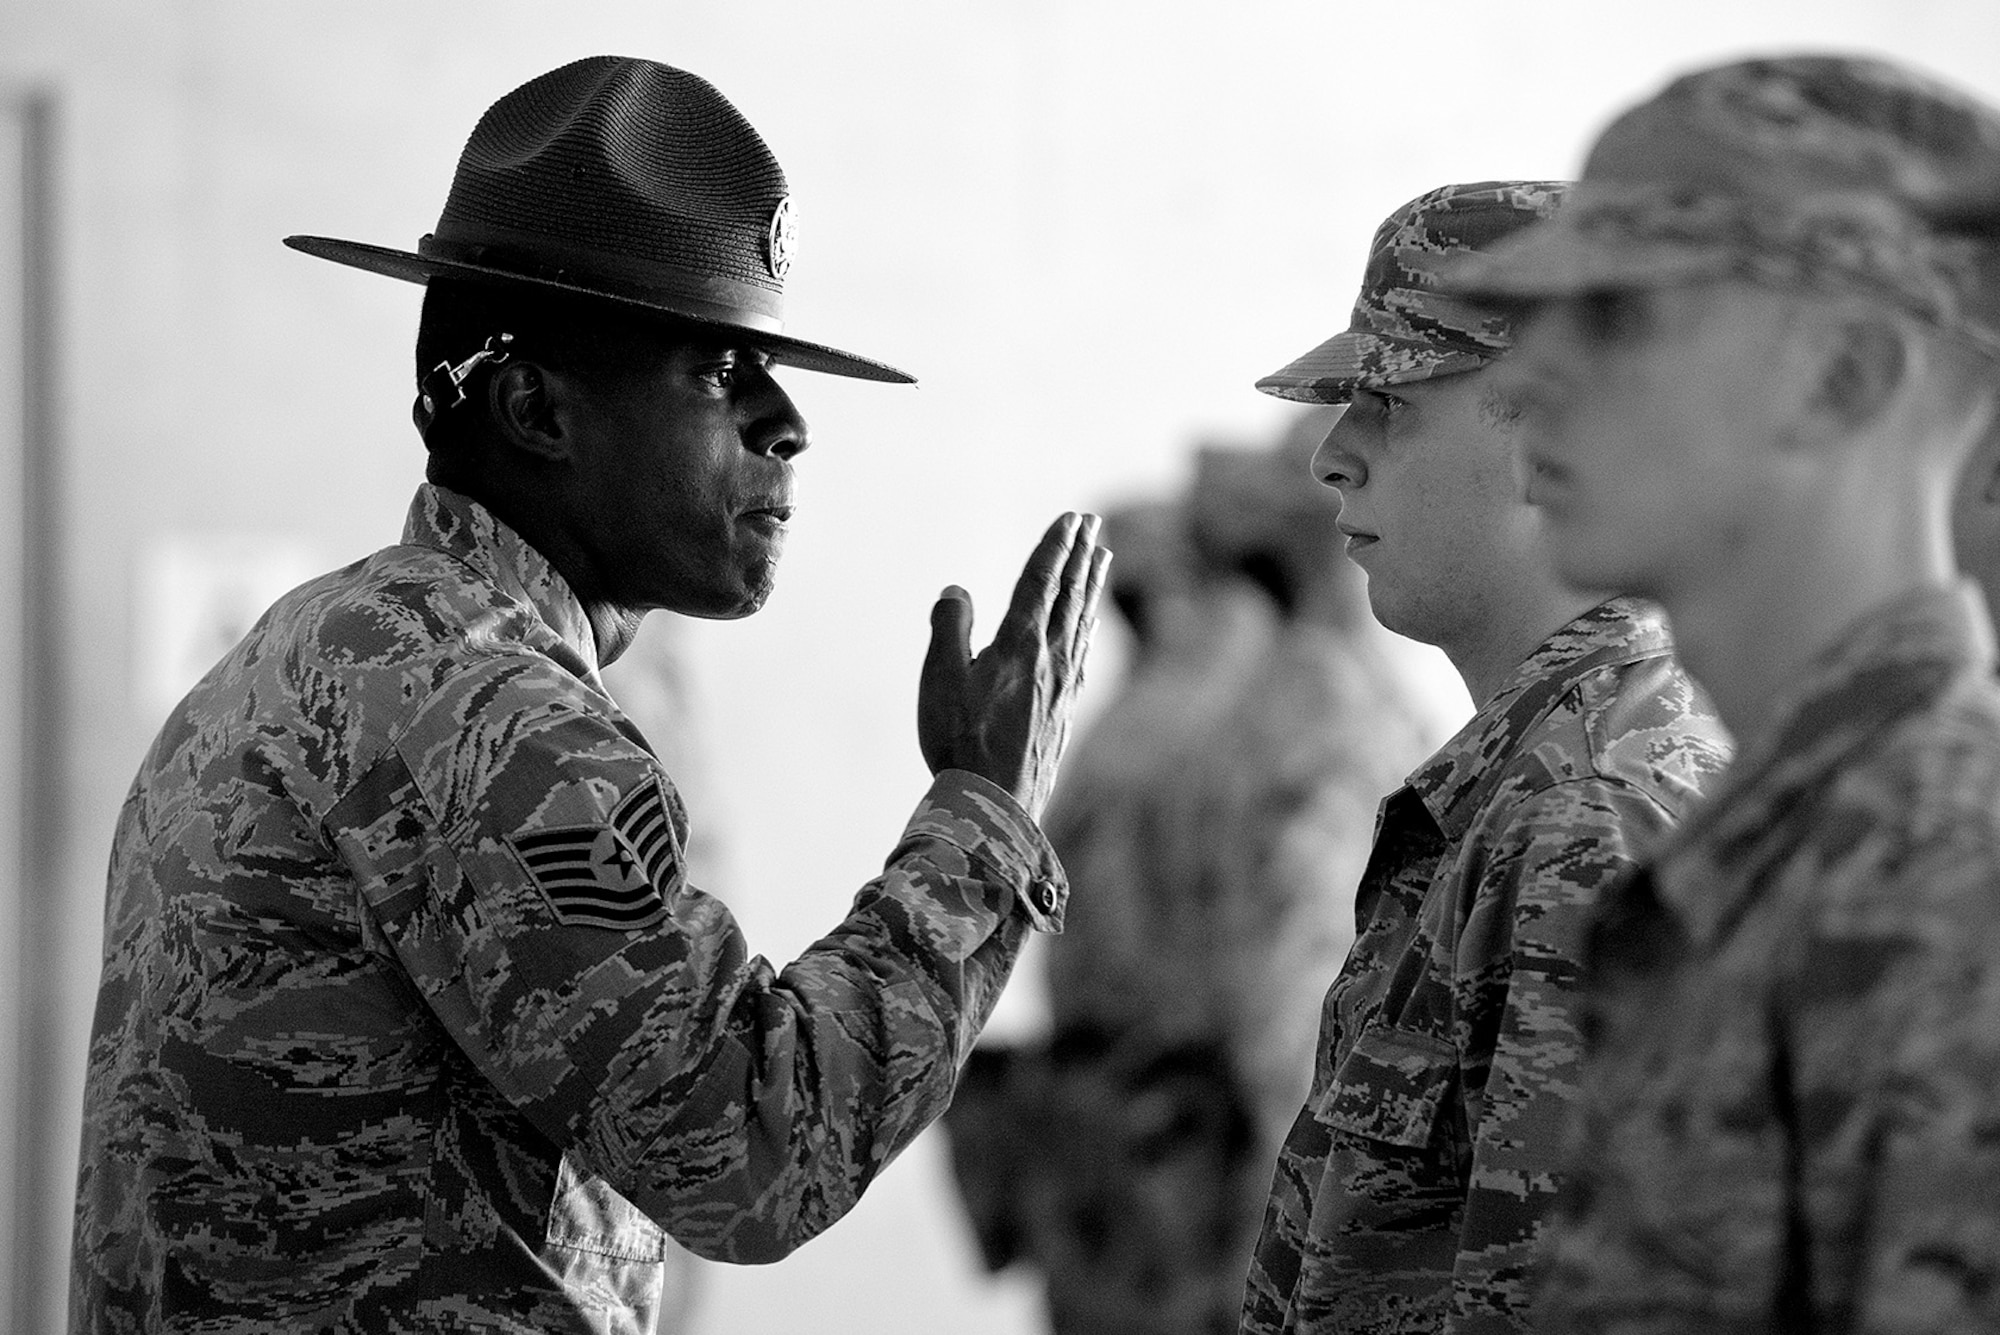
[746,369,810,461]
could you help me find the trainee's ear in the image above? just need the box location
[1960,410,2000,507]
[1812,313,1908,434]
[487,361,570,461]
[1951,413,2000,618]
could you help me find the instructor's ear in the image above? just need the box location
[489,361,572,462]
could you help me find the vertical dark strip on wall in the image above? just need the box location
[11,88,62,1335]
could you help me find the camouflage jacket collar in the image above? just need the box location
[1656,580,1994,943]
[401,484,604,681]
[1409,596,1673,838]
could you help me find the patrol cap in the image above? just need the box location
[1256,181,1570,404]
[1447,55,2000,358]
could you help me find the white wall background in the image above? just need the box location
[1,3,1997,1332]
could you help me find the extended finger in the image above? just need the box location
[1069,545,1113,664]
[1046,513,1103,650]
[995,513,1083,648]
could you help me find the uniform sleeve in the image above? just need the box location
[324,655,1065,1263]
[1792,838,2000,1332]
[1448,776,1678,1334]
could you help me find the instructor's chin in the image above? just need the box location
[697,570,778,621]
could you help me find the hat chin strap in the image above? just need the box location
[417,333,515,439]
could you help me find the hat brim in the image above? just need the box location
[1442,214,1738,305]
[284,235,916,385]
[1254,328,1492,404]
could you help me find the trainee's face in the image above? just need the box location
[567,340,809,619]
[1310,368,1544,647]
[1500,283,1793,600]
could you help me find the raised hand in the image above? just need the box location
[917,513,1112,820]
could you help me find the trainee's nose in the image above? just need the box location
[1313,417,1364,489]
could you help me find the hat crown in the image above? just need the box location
[1255,180,1569,404]
[427,55,793,324]
[1585,56,2000,218]
[1352,180,1568,351]
[1457,55,2000,356]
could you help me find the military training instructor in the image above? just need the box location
[67,55,1110,1333]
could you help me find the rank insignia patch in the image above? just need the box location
[507,780,682,929]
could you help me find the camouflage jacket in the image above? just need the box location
[1538,583,2000,1334]
[1240,599,1729,1335]
[70,484,1066,1334]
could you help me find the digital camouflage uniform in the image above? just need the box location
[1240,599,1730,1335]
[1537,584,2000,1333]
[71,484,1065,1334]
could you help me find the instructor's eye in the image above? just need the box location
[695,360,738,390]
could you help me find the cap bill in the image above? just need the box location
[284,234,916,385]
[1254,328,1492,404]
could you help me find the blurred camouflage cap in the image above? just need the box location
[1256,181,1570,404]
[1447,55,2000,357]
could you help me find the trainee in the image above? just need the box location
[1239,182,1729,1334]
[1453,53,2000,1333]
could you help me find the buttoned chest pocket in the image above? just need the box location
[1314,1025,1457,1149]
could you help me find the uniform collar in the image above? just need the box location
[1407,597,1673,839]
[1655,580,1995,942]
[401,483,604,682]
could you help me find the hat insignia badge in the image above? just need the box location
[767,196,796,280]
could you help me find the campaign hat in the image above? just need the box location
[285,55,912,383]
[1256,181,1569,404]
[1446,55,2000,359]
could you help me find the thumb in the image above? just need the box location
[923,585,974,695]
[918,586,976,774]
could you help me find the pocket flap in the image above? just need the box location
[546,1152,671,1263]
[1314,1025,1456,1149]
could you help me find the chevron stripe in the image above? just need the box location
[612,782,676,888]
